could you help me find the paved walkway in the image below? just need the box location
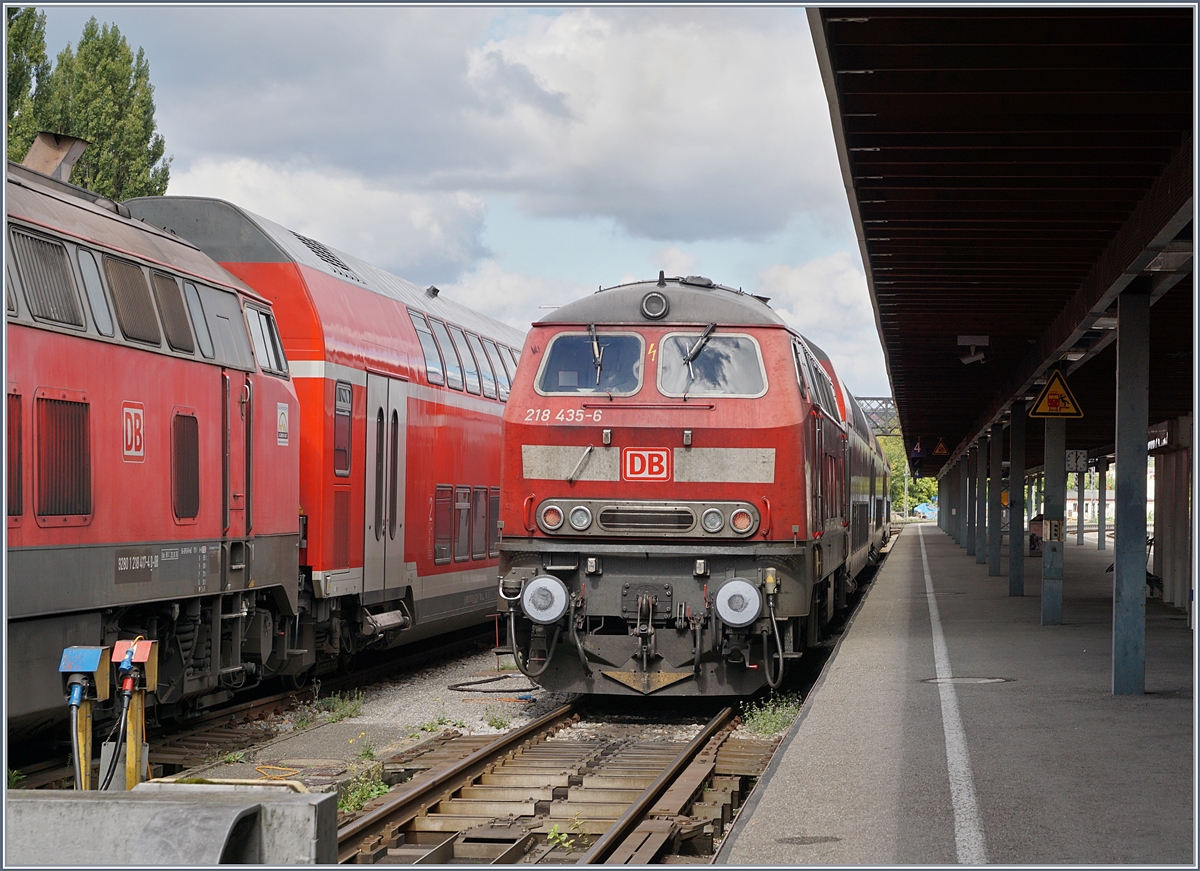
[720,522,1193,865]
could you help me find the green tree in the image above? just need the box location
[6,7,50,161]
[878,435,937,516]
[29,17,170,198]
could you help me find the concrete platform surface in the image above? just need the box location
[720,522,1193,865]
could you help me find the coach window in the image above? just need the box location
[77,249,114,337]
[11,230,85,329]
[488,487,500,557]
[182,283,215,358]
[471,487,487,559]
[481,338,510,401]
[447,325,481,394]
[535,331,643,396]
[498,345,517,382]
[465,333,497,399]
[434,485,452,563]
[408,311,445,386]
[454,486,471,561]
[333,381,352,476]
[5,234,17,315]
[428,318,464,391]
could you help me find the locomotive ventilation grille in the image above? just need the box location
[598,506,694,531]
[535,499,759,539]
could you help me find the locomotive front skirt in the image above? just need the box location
[498,276,890,696]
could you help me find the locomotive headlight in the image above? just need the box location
[568,505,592,531]
[701,508,725,534]
[714,579,762,628]
[729,508,755,534]
[540,505,564,531]
[521,575,570,624]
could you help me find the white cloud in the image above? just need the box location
[757,252,890,397]
[458,8,842,240]
[652,247,699,277]
[441,260,594,333]
[168,158,488,283]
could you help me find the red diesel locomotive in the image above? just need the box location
[498,275,889,696]
[124,196,525,680]
[7,157,301,739]
[8,149,525,742]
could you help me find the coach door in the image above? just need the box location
[364,374,408,600]
[222,369,252,589]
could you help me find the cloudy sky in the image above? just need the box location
[40,5,889,396]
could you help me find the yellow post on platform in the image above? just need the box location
[125,690,145,790]
[75,700,93,791]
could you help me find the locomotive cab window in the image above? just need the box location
[333,381,352,476]
[657,331,766,397]
[408,311,445,386]
[246,306,288,375]
[535,331,644,396]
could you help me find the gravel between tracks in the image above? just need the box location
[186,647,577,785]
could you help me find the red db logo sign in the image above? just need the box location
[622,448,671,481]
[122,402,145,462]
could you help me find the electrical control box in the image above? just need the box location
[59,646,111,701]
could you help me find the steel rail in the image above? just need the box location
[576,705,735,865]
[337,701,578,863]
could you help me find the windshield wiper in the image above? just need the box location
[681,323,716,391]
[588,323,604,387]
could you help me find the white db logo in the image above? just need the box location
[122,402,145,462]
[622,448,671,481]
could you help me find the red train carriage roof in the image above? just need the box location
[123,196,525,351]
[6,163,268,305]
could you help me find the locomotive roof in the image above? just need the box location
[6,162,267,303]
[123,195,524,347]
[540,276,788,328]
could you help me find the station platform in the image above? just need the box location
[719,522,1193,865]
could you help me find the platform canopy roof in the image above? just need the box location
[809,7,1193,476]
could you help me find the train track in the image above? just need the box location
[13,626,498,790]
[337,703,781,864]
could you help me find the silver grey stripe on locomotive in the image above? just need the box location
[289,359,503,417]
[523,444,620,481]
[673,448,775,483]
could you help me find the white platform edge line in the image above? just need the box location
[918,523,988,865]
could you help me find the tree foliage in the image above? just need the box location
[6,7,49,161]
[6,15,170,198]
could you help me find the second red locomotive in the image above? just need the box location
[498,275,889,696]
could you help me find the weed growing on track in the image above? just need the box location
[318,689,365,723]
[8,768,25,788]
[338,767,389,813]
[741,692,802,735]
[350,732,376,760]
[484,705,510,730]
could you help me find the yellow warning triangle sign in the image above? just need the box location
[1028,370,1084,418]
[933,439,948,455]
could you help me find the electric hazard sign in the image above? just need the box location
[1028,371,1083,418]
